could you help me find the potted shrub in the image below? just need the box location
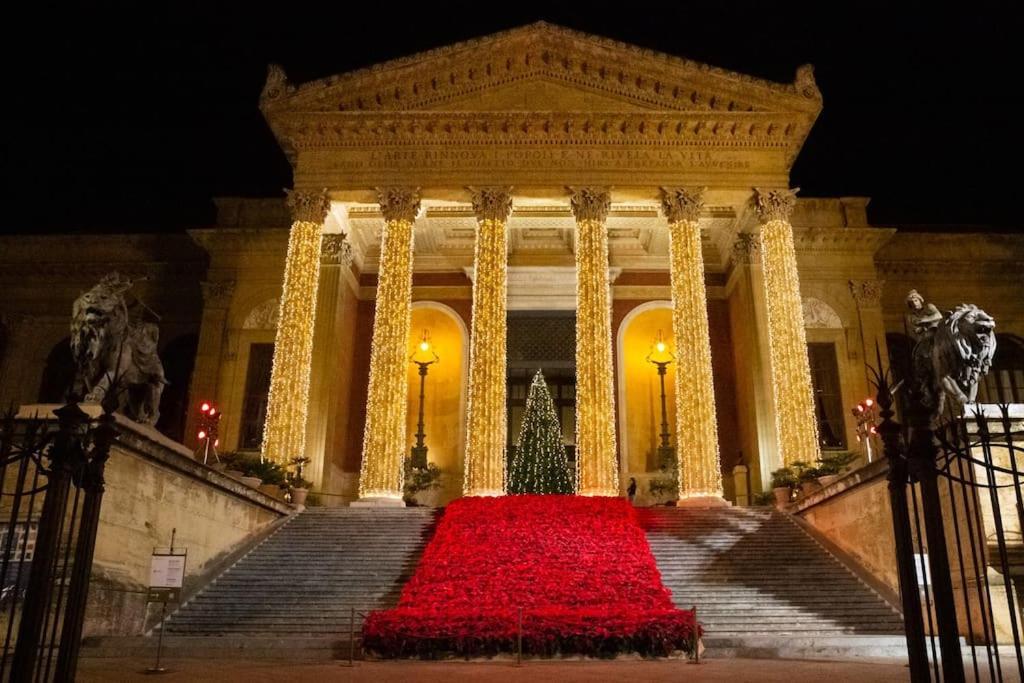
[769,467,797,507]
[248,459,287,498]
[793,461,823,498]
[647,476,678,506]
[218,452,246,481]
[816,451,858,488]
[288,457,312,509]
[403,459,443,506]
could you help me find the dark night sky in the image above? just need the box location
[3,2,1022,235]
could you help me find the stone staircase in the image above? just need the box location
[640,506,907,659]
[141,507,436,655]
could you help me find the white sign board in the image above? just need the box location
[149,554,186,589]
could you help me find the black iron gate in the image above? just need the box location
[0,402,114,682]
[874,361,1024,682]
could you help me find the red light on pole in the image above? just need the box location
[200,402,211,413]
[198,430,207,440]
[865,398,874,408]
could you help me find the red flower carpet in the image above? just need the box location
[362,495,699,658]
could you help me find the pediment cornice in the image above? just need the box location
[260,22,821,117]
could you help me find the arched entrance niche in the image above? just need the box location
[406,302,468,504]
[616,301,677,489]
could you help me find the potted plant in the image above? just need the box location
[288,456,313,510]
[403,459,443,506]
[816,451,858,488]
[769,467,797,507]
[752,491,776,506]
[248,459,287,498]
[218,452,246,481]
[792,461,823,498]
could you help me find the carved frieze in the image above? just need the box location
[243,299,280,330]
[659,187,705,223]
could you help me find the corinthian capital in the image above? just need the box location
[376,187,422,223]
[753,187,799,224]
[732,233,762,264]
[201,280,236,307]
[468,186,514,223]
[659,187,705,224]
[321,233,353,266]
[849,279,884,307]
[568,187,611,223]
[285,188,330,225]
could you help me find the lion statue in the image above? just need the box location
[910,300,997,416]
[70,272,166,424]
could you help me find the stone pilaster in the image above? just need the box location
[569,187,618,496]
[659,187,723,500]
[754,188,820,466]
[185,280,235,446]
[261,189,330,463]
[303,233,352,490]
[356,187,421,502]
[727,232,780,491]
[463,187,513,496]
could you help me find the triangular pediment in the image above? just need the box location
[261,22,822,117]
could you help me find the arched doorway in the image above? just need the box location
[157,333,199,442]
[38,338,74,403]
[406,302,468,503]
[616,302,676,495]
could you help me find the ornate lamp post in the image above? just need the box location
[646,330,676,470]
[410,329,439,469]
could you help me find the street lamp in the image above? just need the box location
[646,330,675,470]
[410,329,439,469]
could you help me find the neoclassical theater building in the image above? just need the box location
[2,23,1023,506]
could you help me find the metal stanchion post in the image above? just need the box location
[348,607,355,666]
[147,603,167,674]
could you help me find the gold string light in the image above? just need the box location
[463,187,513,496]
[358,188,421,500]
[660,188,723,499]
[755,188,821,466]
[570,187,619,496]
[261,189,330,463]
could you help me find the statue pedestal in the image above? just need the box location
[350,496,406,508]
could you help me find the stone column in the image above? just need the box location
[849,279,888,392]
[659,187,723,501]
[463,187,513,496]
[569,187,619,496]
[304,234,353,490]
[185,281,235,446]
[754,188,821,466]
[261,189,330,463]
[356,187,421,504]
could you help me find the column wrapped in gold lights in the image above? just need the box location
[261,188,330,463]
[570,187,619,496]
[660,187,723,499]
[357,187,421,501]
[463,187,513,496]
[754,188,821,466]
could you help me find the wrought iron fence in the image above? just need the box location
[874,356,1024,683]
[0,402,114,682]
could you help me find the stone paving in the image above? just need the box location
[77,657,914,682]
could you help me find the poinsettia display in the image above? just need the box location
[363,495,699,658]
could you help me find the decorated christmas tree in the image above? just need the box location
[508,370,575,494]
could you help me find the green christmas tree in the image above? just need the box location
[508,370,575,494]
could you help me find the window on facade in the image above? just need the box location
[239,343,274,451]
[807,342,846,450]
[978,334,1024,404]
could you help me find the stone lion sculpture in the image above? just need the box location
[70,272,166,424]
[909,295,997,416]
